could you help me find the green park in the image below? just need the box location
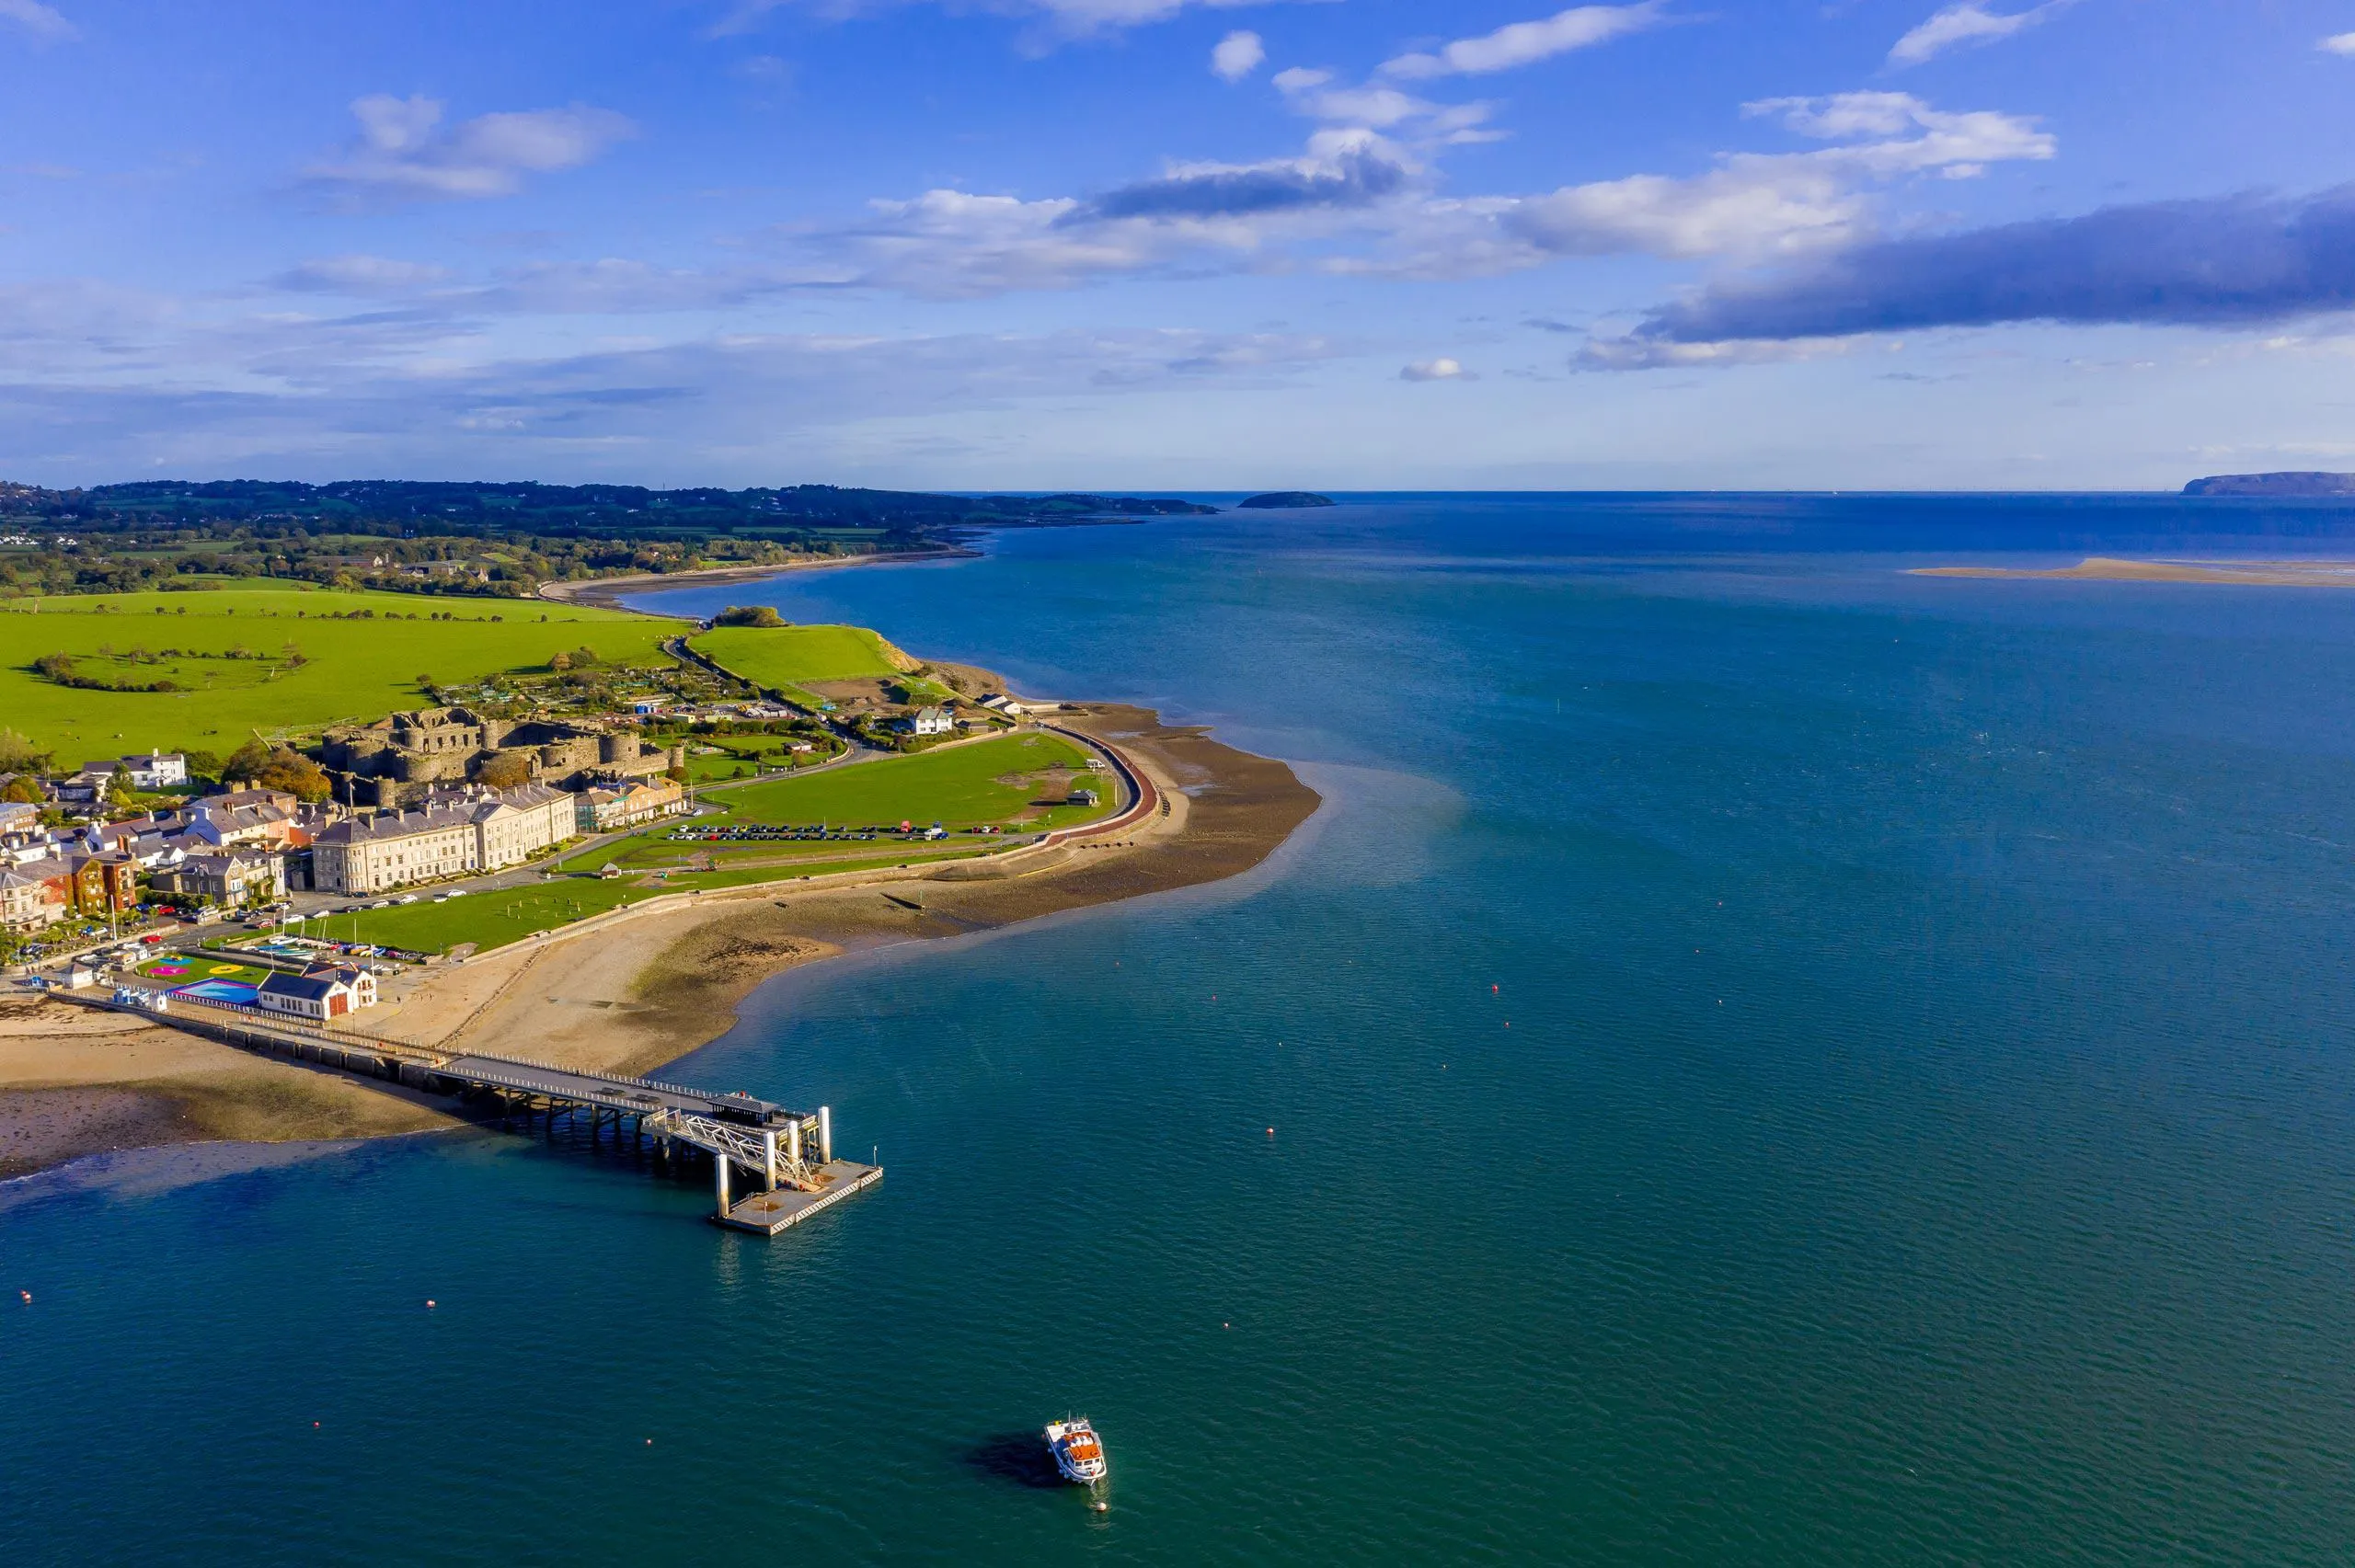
[688,622,958,708]
[0,584,676,762]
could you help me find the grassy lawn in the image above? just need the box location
[723,732,1111,830]
[0,582,678,761]
[306,880,653,955]
[553,735,1116,880]
[689,624,906,707]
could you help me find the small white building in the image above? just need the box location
[257,964,376,1022]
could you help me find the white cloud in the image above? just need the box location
[2322,32,2355,56]
[754,89,2047,298]
[1212,29,1265,81]
[1745,91,2054,173]
[0,0,75,41]
[276,255,454,294]
[709,0,1287,41]
[1491,94,2051,266]
[1383,2,1666,80]
[1574,335,1862,371]
[1889,2,2072,68]
[304,95,636,202]
[1401,357,1472,380]
[800,189,1208,297]
[0,276,1344,480]
[1273,64,1500,143]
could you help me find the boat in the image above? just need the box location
[1043,1417,1107,1484]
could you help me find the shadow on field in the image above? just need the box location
[964,1431,1065,1490]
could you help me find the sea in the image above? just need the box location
[8,495,2355,1564]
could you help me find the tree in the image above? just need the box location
[0,727,50,774]
[474,751,532,789]
[108,764,137,808]
[548,651,572,672]
[416,673,436,692]
[1,776,41,804]
[181,749,223,783]
[223,738,271,783]
[254,746,330,803]
[713,604,786,628]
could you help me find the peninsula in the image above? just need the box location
[2182,472,2355,498]
[0,518,1318,1175]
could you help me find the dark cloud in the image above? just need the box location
[1063,147,1407,224]
[1631,184,2355,345]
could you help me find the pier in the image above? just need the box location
[56,992,880,1234]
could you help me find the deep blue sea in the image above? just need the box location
[10,495,2355,1563]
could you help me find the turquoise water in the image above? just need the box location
[9,497,2355,1562]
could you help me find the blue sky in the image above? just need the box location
[0,0,2349,489]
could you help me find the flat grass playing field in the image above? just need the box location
[308,882,653,955]
[686,623,929,705]
[722,732,1109,829]
[557,734,1115,878]
[0,583,676,761]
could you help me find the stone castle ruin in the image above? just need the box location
[321,706,682,806]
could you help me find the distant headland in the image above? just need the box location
[1236,492,1337,509]
[2182,472,2355,498]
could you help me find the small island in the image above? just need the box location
[1236,492,1337,509]
[2183,472,2355,498]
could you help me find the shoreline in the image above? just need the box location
[0,701,1320,1178]
[540,546,978,615]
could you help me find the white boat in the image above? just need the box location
[1044,1417,1107,1484]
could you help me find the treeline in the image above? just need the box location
[0,478,1215,600]
[2,477,1212,538]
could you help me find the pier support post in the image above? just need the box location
[786,1117,801,1176]
[819,1105,833,1165]
[763,1129,779,1193]
[715,1155,732,1219]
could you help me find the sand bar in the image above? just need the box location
[1912,556,2355,587]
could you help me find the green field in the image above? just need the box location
[0,584,678,761]
[559,734,1116,879]
[686,623,946,706]
[306,882,654,955]
[724,732,1104,828]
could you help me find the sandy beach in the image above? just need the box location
[0,702,1318,1175]
[539,547,976,613]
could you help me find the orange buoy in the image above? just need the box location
[1265,1127,1274,1136]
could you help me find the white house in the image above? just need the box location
[257,963,376,1022]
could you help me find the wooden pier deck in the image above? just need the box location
[717,1160,885,1235]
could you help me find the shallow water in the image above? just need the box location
[8,497,2355,1563]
